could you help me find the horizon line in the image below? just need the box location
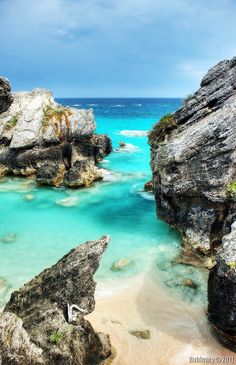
[55,96,184,99]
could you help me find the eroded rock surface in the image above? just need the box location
[0,77,13,114]
[0,85,112,187]
[208,222,236,349]
[149,57,236,255]
[0,236,114,365]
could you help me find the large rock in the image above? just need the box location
[208,222,236,349]
[0,87,112,187]
[0,77,13,114]
[0,236,114,365]
[149,57,236,255]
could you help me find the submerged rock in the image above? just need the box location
[110,258,133,272]
[0,82,112,188]
[1,233,17,244]
[23,194,35,202]
[0,77,13,114]
[149,57,236,255]
[56,196,79,207]
[1,236,114,365]
[182,279,198,289]
[129,330,150,340]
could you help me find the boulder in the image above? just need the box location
[1,236,114,365]
[0,87,112,188]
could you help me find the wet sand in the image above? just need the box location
[88,270,235,365]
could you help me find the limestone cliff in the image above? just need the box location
[0,82,112,187]
[149,57,236,255]
[149,57,236,348]
[0,236,114,365]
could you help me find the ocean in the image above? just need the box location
[0,98,206,306]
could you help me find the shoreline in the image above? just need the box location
[88,270,235,365]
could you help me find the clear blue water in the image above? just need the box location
[0,98,207,307]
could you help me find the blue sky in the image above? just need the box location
[1,0,236,97]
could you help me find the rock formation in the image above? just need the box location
[0,236,114,365]
[0,77,13,114]
[149,57,236,348]
[0,83,112,187]
[149,57,236,255]
[208,222,236,349]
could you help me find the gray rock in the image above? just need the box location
[0,77,13,114]
[1,236,114,365]
[208,222,236,349]
[149,57,236,254]
[0,87,112,188]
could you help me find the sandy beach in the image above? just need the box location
[88,269,235,365]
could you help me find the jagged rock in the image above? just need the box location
[208,222,236,349]
[0,77,13,114]
[1,236,114,365]
[149,57,236,255]
[63,159,103,188]
[144,180,154,192]
[0,87,112,188]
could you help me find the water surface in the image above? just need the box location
[0,98,206,307]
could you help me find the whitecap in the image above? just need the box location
[112,104,125,107]
[115,143,139,153]
[56,196,79,207]
[73,104,81,107]
[138,191,155,201]
[99,168,121,182]
[119,130,148,137]
[134,103,142,106]
[87,103,98,106]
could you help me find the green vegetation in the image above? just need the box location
[227,182,236,198]
[149,113,177,144]
[42,105,72,139]
[4,115,18,131]
[227,261,236,270]
[48,331,65,345]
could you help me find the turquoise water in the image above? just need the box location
[0,98,207,306]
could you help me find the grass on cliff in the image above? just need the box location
[42,106,72,139]
[48,331,65,345]
[227,182,236,198]
[149,114,177,144]
[4,114,19,131]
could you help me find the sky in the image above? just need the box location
[0,0,236,97]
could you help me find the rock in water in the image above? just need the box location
[0,77,13,114]
[1,236,114,365]
[149,57,236,255]
[0,85,112,188]
[111,258,133,272]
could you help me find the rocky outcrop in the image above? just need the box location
[0,236,114,365]
[208,222,236,349]
[149,57,236,349]
[0,85,112,187]
[0,77,13,114]
[149,57,236,255]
